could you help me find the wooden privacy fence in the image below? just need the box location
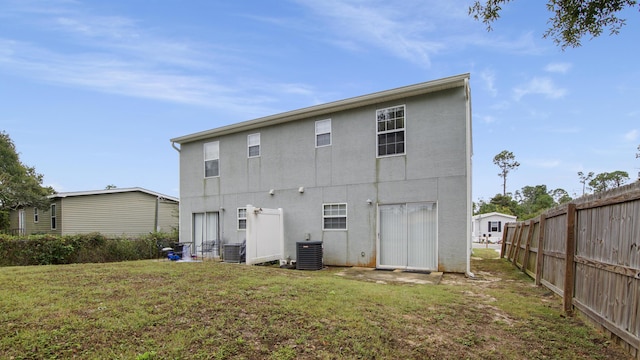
[502,182,640,359]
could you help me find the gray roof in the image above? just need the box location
[51,187,179,202]
[171,73,470,145]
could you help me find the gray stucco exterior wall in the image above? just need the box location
[173,74,472,273]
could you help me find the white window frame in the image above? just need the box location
[34,208,39,223]
[488,221,501,233]
[50,204,57,230]
[315,119,331,147]
[247,133,260,158]
[376,105,406,157]
[204,141,220,178]
[237,207,247,230]
[322,203,347,231]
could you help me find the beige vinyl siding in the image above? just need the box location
[49,201,63,236]
[60,192,159,236]
[32,204,58,234]
[7,189,178,236]
[8,210,18,234]
[8,204,60,235]
[157,199,178,233]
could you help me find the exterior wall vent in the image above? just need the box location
[296,241,323,270]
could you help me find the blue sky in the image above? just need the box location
[1,0,639,202]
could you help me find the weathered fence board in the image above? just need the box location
[498,182,640,359]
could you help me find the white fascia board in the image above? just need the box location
[472,212,517,220]
[51,187,179,203]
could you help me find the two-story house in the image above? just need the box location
[171,74,472,273]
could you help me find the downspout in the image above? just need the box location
[170,141,182,243]
[154,197,160,232]
[465,77,475,278]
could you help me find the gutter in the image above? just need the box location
[171,142,181,152]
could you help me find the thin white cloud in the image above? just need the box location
[0,2,323,116]
[465,31,546,56]
[513,77,567,101]
[544,126,581,134]
[54,15,139,39]
[545,62,572,74]
[529,158,561,168]
[479,69,497,97]
[479,115,496,124]
[624,129,639,141]
[0,39,243,107]
[489,100,510,111]
[46,10,230,71]
[293,0,445,67]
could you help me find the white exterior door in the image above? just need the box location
[378,202,437,271]
[18,209,25,236]
[193,212,219,257]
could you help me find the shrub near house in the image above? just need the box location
[0,232,177,266]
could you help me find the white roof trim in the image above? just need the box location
[50,187,179,202]
[171,73,470,144]
[472,212,517,220]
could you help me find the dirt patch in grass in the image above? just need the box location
[0,257,633,359]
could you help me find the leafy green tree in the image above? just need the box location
[588,171,630,193]
[550,188,572,204]
[476,193,519,216]
[469,0,638,49]
[493,150,520,196]
[476,185,572,219]
[0,132,55,230]
[577,171,595,195]
[516,185,556,219]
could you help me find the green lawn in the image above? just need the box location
[0,253,630,359]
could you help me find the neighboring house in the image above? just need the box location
[171,74,472,273]
[10,188,178,237]
[471,212,517,243]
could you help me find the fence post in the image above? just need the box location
[563,203,576,315]
[535,214,546,286]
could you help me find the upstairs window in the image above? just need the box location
[315,119,331,147]
[238,208,247,230]
[247,133,260,158]
[323,203,347,230]
[376,105,405,157]
[204,141,220,177]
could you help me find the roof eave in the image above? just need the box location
[171,73,470,144]
[50,187,179,203]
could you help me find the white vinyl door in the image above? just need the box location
[378,202,437,271]
[193,212,219,257]
[379,204,408,268]
[18,209,25,236]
